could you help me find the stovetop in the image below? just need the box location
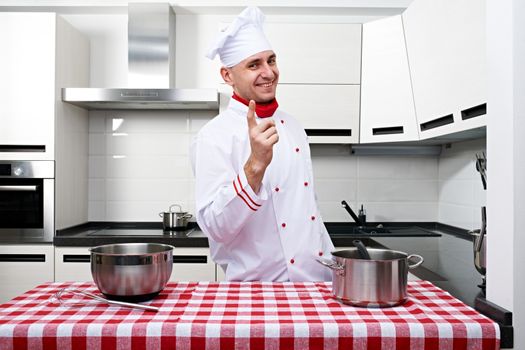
[87,228,199,237]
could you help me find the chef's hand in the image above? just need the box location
[244,100,279,194]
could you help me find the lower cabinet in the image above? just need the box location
[0,245,54,303]
[54,246,217,283]
[54,247,92,282]
[171,247,216,282]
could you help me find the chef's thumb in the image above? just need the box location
[246,100,257,129]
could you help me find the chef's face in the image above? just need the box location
[221,50,279,103]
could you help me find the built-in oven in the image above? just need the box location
[0,161,54,243]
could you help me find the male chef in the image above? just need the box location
[190,6,334,282]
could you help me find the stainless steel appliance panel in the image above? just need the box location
[0,161,54,243]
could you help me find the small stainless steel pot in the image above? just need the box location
[90,243,174,302]
[317,248,423,307]
[159,204,192,231]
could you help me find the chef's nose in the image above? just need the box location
[260,63,275,79]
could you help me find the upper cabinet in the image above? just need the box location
[0,13,90,160]
[251,22,362,143]
[265,23,361,84]
[360,15,419,143]
[0,13,56,159]
[402,0,487,139]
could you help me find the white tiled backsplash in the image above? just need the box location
[88,111,486,230]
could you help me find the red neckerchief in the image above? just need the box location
[232,93,279,118]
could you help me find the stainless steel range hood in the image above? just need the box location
[62,3,218,110]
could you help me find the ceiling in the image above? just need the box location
[0,0,415,15]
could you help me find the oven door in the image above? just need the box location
[0,178,54,243]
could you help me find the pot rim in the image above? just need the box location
[89,243,174,256]
[331,248,409,261]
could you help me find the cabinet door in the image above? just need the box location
[171,247,215,282]
[54,247,93,282]
[360,15,419,143]
[0,245,54,303]
[403,0,486,139]
[0,13,56,159]
[265,23,361,84]
[219,84,360,144]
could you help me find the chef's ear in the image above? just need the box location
[220,66,235,87]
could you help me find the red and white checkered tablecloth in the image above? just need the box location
[0,281,499,350]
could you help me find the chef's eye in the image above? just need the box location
[268,57,276,65]
[248,62,259,69]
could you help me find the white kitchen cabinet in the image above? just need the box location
[264,23,361,84]
[0,245,54,303]
[402,0,487,139]
[0,14,55,158]
[217,22,361,144]
[219,84,360,144]
[54,247,93,282]
[0,13,89,160]
[171,247,216,282]
[360,15,419,143]
[55,246,216,282]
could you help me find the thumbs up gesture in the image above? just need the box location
[244,100,279,193]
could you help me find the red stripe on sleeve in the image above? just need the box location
[233,179,257,211]
[236,175,261,207]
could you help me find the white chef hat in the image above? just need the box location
[206,6,272,68]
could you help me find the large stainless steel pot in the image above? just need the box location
[318,248,423,307]
[159,204,192,231]
[90,243,174,302]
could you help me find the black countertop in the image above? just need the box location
[54,221,442,247]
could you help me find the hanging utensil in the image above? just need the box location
[475,152,487,190]
[52,287,159,312]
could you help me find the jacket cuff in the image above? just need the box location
[233,171,267,211]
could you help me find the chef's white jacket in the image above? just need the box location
[190,98,334,282]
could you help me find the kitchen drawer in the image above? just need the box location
[0,245,54,303]
[54,247,92,282]
[170,247,215,282]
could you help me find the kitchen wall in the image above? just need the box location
[87,111,440,222]
[88,115,485,229]
[437,138,486,230]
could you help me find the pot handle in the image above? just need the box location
[407,254,424,269]
[183,213,193,219]
[316,258,344,271]
[158,212,164,218]
[169,204,182,212]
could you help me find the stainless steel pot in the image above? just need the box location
[159,204,192,231]
[317,248,423,307]
[89,243,174,302]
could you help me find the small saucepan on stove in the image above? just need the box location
[317,244,423,308]
[159,204,193,231]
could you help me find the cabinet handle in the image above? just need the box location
[63,255,91,263]
[420,114,454,131]
[461,103,486,120]
[173,255,207,264]
[372,126,404,135]
[0,185,38,192]
[0,145,46,152]
[0,254,45,262]
[305,129,352,137]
